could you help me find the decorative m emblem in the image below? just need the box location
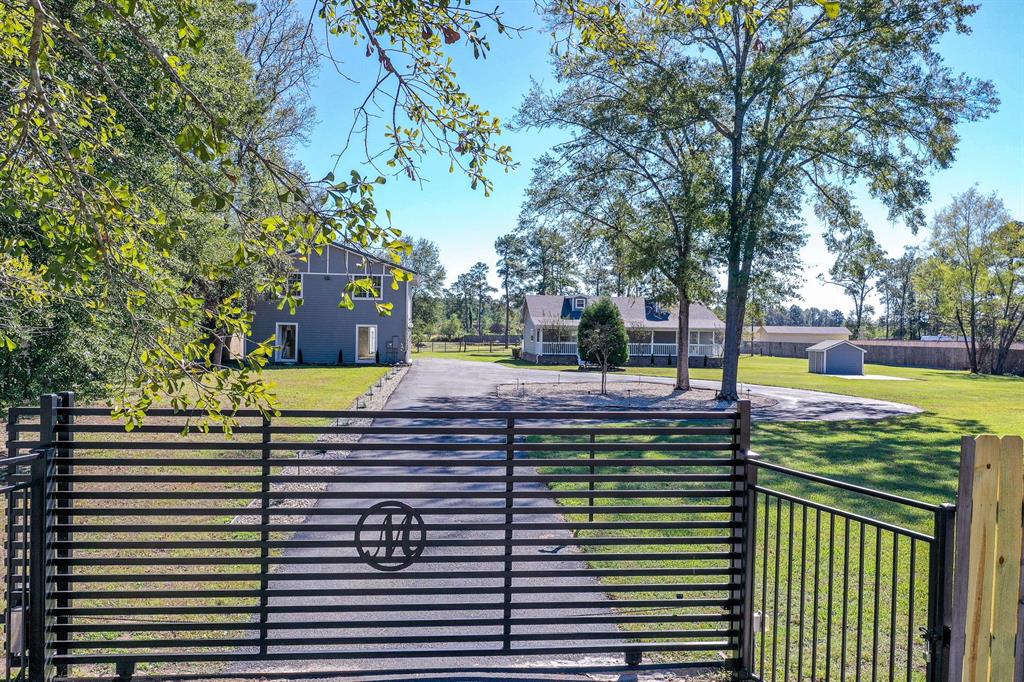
[354,501,426,571]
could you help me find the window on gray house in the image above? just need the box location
[350,274,383,299]
[288,273,302,299]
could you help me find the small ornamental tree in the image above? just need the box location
[577,297,629,394]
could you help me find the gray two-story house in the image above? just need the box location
[248,243,413,365]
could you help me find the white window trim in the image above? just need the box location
[288,273,303,300]
[350,274,384,300]
[355,324,378,363]
[573,297,586,310]
[274,323,298,363]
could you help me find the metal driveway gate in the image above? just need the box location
[4,394,754,680]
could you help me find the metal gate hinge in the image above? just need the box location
[919,625,950,645]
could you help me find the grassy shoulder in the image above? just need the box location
[416,347,1023,505]
[3,364,391,676]
[264,363,390,408]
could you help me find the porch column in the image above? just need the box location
[649,330,654,355]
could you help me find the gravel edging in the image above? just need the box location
[494,380,778,410]
[231,365,409,526]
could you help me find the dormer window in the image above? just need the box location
[573,297,586,311]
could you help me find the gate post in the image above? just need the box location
[948,435,1024,682]
[28,394,58,682]
[54,392,74,678]
[259,413,271,655]
[732,400,757,679]
[502,417,515,651]
[927,503,955,682]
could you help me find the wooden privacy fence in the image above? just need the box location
[742,340,1024,375]
[949,435,1024,682]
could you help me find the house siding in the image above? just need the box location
[248,244,411,365]
[823,345,863,374]
[755,328,850,344]
[808,344,863,375]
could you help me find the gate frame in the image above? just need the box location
[3,393,963,682]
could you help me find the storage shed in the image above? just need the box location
[807,340,865,375]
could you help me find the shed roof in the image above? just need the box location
[523,295,724,330]
[806,339,866,353]
[760,325,850,335]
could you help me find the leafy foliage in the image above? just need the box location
[822,224,886,339]
[543,0,998,398]
[0,0,516,425]
[577,296,628,392]
[917,188,1022,374]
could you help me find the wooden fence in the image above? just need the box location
[743,340,1024,375]
[949,435,1024,682]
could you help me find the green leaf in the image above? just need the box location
[817,0,840,19]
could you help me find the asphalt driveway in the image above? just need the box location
[389,358,921,422]
[228,358,917,681]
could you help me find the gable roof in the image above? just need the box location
[523,295,724,330]
[333,241,417,275]
[760,325,850,335]
[806,339,866,353]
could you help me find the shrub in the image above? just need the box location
[577,297,629,393]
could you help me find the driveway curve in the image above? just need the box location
[400,358,921,422]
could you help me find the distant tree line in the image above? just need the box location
[406,238,516,345]
[802,188,1021,375]
[760,307,846,328]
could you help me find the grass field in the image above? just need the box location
[263,364,391,408]
[416,348,1024,510]
[501,353,1022,678]
[2,364,390,677]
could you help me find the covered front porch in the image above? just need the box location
[523,327,724,362]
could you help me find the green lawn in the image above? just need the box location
[265,364,390,409]
[419,348,1023,509]
[516,355,998,677]
[2,364,391,678]
[496,351,1020,676]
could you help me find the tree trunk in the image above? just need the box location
[993,317,1024,375]
[211,334,226,367]
[968,301,979,373]
[675,290,690,391]
[504,286,510,347]
[719,269,748,401]
[955,310,977,373]
[600,364,607,395]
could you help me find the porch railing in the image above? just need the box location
[690,343,723,357]
[539,341,577,355]
[538,342,724,357]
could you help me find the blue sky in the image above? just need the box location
[294,1,1024,311]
